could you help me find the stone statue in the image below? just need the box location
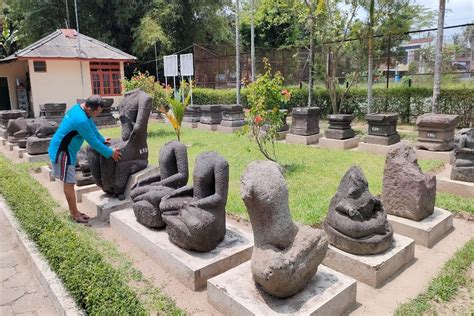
[131,141,189,228]
[240,161,328,298]
[7,117,58,139]
[75,148,95,186]
[324,166,393,255]
[382,142,436,221]
[159,152,229,252]
[451,128,474,182]
[88,89,151,199]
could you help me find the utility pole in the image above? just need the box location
[250,0,255,82]
[154,43,159,81]
[74,0,85,98]
[235,0,241,105]
[65,0,70,28]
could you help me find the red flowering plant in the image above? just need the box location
[243,58,290,162]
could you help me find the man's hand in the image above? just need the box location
[111,148,121,161]
[104,137,112,145]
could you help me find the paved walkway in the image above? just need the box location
[0,210,57,316]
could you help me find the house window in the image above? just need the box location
[89,62,121,96]
[33,61,47,72]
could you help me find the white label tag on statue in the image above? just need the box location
[427,132,436,138]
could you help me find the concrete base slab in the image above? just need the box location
[7,142,17,151]
[17,148,26,159]
[217,125,242,134]
[319,136,360,150]
[197,123,218,131]
[182,122,198,129]
[110,210,253,290]
[122,165,160,198]
[387,208,453,248]
[415,149,453,163]
[82,190,132,221]
[75,184,100,203]
[436,175,474,198]
[0,137,5,146]
[22,153,49,163]
[276,130,289,140]
[322,234,415,288]
[286,133,322,145]
[41,166,55,182]
[207,262,356,316]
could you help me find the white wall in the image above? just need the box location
[0,61,29,110]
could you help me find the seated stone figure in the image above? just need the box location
[324,166,393,255]
[7,117,58,139]
[160,152,229,252]
[240,161,328,298]
[451,128,474,183]
[382,141,436,221]
[130,141,189,228]
[88,89,151,199]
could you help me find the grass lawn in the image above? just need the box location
[102,123,473,225]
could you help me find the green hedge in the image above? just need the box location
[0,156,146,315]
[192,86,473,127]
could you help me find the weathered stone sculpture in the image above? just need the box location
[39,103,66,123]
[325,114,356,140]
[88,89,151,199]
[382,142,436,221]
[7,117,58,140]
[75,148,95,186]
[451,128,474,182]
[0,110,27,132]
[289,107,320,135]
[220,105,245,127]
[324,166,393,255]
[416,114,459,151]
[240,161,328,298]
[160,152,229,252]
[364,113,400,145]
[131,141,189,228]
[200,105,222,124]
[183,106,202,123]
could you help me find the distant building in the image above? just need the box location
[0,29,136,116]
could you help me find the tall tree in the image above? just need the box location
[367,0,375,114]
[432,0,445,113]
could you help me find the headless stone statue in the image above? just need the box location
[7,117,58,139]
[451,128,474,182]
[131,141,189,228]
[160,152,229,252]
[240,161,328,298]
[88,89,151,199]
[324,166,393,255]
[382,142,436,221]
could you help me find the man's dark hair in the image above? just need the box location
[85,95,104,111]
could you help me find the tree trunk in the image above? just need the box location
[367,30,373,114]
[308,8,314,108]
[432,0,446,113]
[235,0,241,105]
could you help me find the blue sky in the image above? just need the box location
[415,0,473,26]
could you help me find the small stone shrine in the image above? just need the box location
[325,114,356,139]
[200,105,222,125]
[289,107,320,135]
[160,152,229,252]
[131,141,189,228]
[240,160,328,298]
[364,113,400,145]
[324,166,394,255]
[220,105,245,127]
[382,142,436,221]
[183,106,202,123]
[78,98,116,126]
[39,103,66,123]
[88,89,151,199]
[0,110,27,138]
[451,128,474,182]
[416,113,459,151]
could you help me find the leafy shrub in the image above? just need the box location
[122,71,171,110]
[0,157,146,315]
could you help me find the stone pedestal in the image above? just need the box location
[8,136,24,144]
[22,153,50,163]
[451,128,474,182]
[182,122,198,129]
[217,125,242,134]
[0,137,6,146]
[437,174,474,198]
[111,210,253,291]
[41,165,55,182]
[322,234,415,288]
[416,114,459,151]
[220,105,244,127]
[207,262,356,316]
[39,103,66,124]
[415,149,454,164]
[319,136,360,150]
[26,137,51,155]
[200,105,222,125]
[387,208,453,248]
[358,142,398,156]
[17,138,27,149]
[364,113,400,145]
[325,114,355,140]
[183,106,202,123]
[81,165,159,221]
[75,184,100,203]
[0,128,7,139]
[17,148,26,159]
[289,107,321,136]
[197,123,218,131]
[7,142,17,151]
[286,133,322,145]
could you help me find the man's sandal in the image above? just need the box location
[71,215,88,223]
[80,213,90,220]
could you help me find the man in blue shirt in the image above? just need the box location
[48,95,121,223]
